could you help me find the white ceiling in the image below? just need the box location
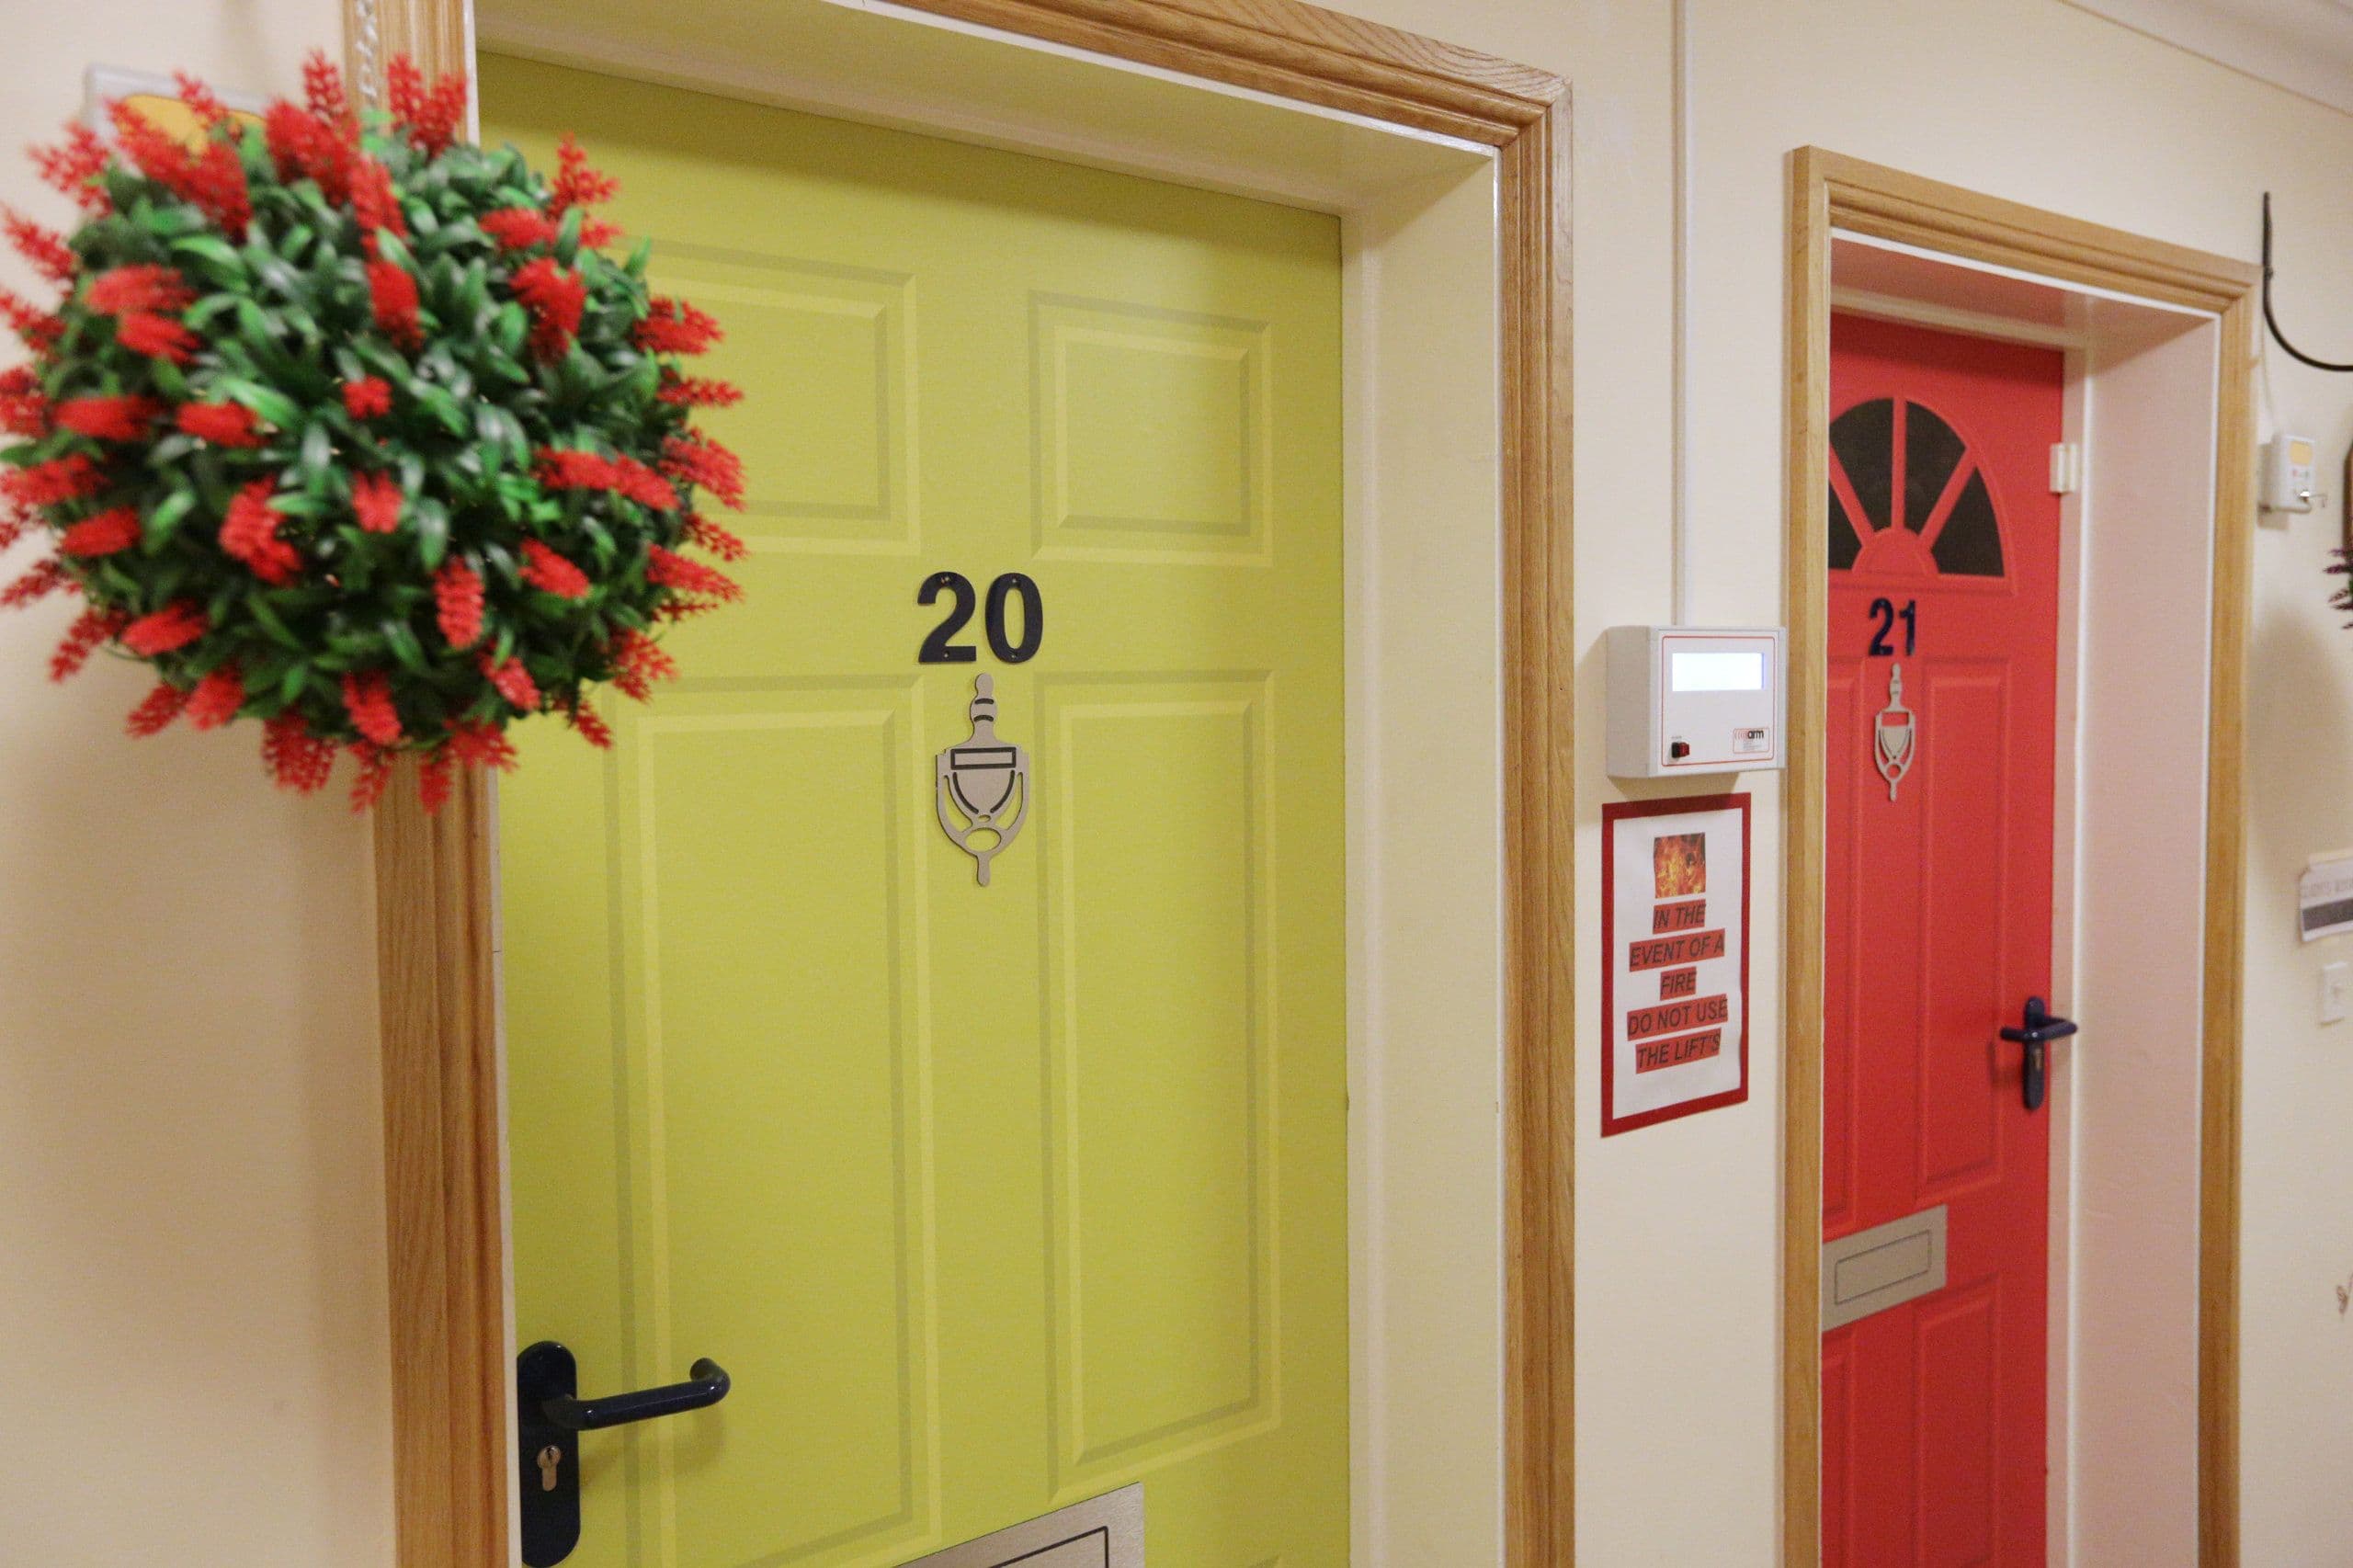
[2065,0,2353,113]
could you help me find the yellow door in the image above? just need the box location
[488,55,1347,1567]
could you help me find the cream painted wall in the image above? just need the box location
[0,6,394,1566]
[16,0,2353,1562]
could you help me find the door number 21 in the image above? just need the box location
[1867,597,1917,657]
[920,571,1043,664]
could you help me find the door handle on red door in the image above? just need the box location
[2000,996,2077,1114]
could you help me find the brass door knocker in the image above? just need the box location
[936,674,1029,886]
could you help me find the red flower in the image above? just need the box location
[568,698,614,749]
[417,753,453,813]
[174,72,230,130]
[87,266,194,316]
[0,367,48,437]
[511,257,586,360]
[3,209,75,286]
[634,296,722,356]
[1,559,69,608]
[647,544,744,603]
[479,208,557,252]
[549,135,619,213]
[4,456,105,506]
[658,372,744,408]
[0,287,62,350]
[122,600,209,655]
[264,100,357,202]
[445,719,519,772]
[608,628,677,702]
[342,669,404,746]
[262,711,336,793]
[184,664,245,730]
[59,507,141,556]
[55,395,162,442]
[176,401,264,447]
[342,376,391,419]
[683,512,748,562]
[367,259,422,349]
[303,51,352,125]
[219,481,301,585]
[386,57,469,158]
[351,471,403,534]
[661,432,746,511]
[520,539,591,598]
[347,744,395,812]
[479,653,540,710]
[109,100,250,236]
[125,681,189,736]
[49,608,127,682]
[30,122,110,213]
[118,312,198,363]
[535,449,677,510]
[350,155,407,245]
[434,558,485,648]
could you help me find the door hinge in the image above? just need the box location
[2049,441,2083,494]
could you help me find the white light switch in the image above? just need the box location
[2322,960,2348,1026]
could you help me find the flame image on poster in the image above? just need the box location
[1653,832,1707,898]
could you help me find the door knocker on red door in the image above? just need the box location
[1873,663,1917,802]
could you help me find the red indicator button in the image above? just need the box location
[1668,741,1691,760]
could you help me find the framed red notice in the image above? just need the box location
[1601,792,1751,1135]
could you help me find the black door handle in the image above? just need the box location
[542,1355,730,1431]
[517,1341,731,1566]
[1999,995,2077,1113]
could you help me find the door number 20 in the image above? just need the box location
[919,571,1043,664]
[1866,597,1917,657]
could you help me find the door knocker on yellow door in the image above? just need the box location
[937,674,1029,885]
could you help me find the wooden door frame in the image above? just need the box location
[347,4,1573,1563]
[1782,147,2256,1567]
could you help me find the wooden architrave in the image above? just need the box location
[358,1,1574,1563]
[1782,147,2256,1567]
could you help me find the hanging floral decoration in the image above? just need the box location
[0,54,746,810]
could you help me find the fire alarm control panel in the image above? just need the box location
[1606,625,1788,778]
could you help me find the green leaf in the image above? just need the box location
[245,595,304,651]
[299,421,334,485]
[218,379,304,430]
[411,382,468,437]
[412,496,450,570]
[382,617,428,675]
[142,488,197,551]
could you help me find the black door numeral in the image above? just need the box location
[984,573,1043,664]
[918,572,980,664]
[919,571,1045,665]
[1867,597,1918,657]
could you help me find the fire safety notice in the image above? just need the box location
[1601,793,1751,1135]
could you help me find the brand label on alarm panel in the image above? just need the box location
[1733,727,1770,755]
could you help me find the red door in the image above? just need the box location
[1822,313,2062,1565]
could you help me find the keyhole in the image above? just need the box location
[537,1445,562,1493]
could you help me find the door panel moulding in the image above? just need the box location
[1785,147,2254,1567]
[351,2,1574,1564]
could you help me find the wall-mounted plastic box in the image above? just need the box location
[1605,625,1788,778]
